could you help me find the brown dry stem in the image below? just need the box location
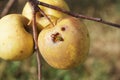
[28,0,42,80]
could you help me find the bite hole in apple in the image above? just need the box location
[51,32,64,43]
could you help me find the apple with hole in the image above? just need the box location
[0,14,34,61]
[38,17,90,69]
[22,0,70,29]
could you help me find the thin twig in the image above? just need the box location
[36,50,42,80]
[37,1,120,28]
[32,11,41,80]
[32,9,38,50]
[32,7,42,80]
[0,0,15,18]
[38,7,55,26]
[28,0,42,80]
[32,7,41,80]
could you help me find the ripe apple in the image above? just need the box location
[38,17,90,69]
[38,0,70,18]
[36,15,58,29]
[0,14,34,61]
[22,0,70,29]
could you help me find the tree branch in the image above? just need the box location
[28,0,42,80]
[37,1,120,28]
[32,6,42,80]
[0,0,15,18]
[32,11,41,80]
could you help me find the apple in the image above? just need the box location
[0,14,34,61]
[22,0,70,29]
[38,0,70,18]
[38,17,90,69]
[36,15,58,29]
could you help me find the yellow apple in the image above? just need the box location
[38,17,90,69]
[36,15,58,29]
[0,14,34,61]
[22,0,70,29]
[38,0,70,18]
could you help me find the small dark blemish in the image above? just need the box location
[20,50,23,54]
[61,27,66,31]
[87,33,89,37]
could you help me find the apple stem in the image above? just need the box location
[38,7,55,27]
[36,1,120,28]
[28,0,42,80]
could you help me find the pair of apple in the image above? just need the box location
[0,0,90,69]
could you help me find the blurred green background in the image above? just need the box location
[0,0,120,80]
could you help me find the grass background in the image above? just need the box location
[0,0,120,80]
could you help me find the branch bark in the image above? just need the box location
[32,11,42,80]
[37,1,120,28]
[32,7,42,80]
[28,0,42,80]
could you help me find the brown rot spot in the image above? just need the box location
[51,32,64,43]
[20,50,23,54]
[61,27,66,31]
[87,33,89,37]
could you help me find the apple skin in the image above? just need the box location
[38,0,70,18]
[0,14,34,61]
[38,17,90,69]
[36,15,58,29]
[22,0,70,29]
